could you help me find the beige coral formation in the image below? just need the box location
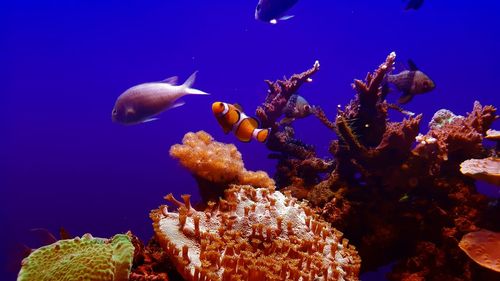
[485,129,500,141]
[460,157,500,186]
[170,131,275,202]
[17,233,134,281]
[459,229,500,273]
[150,185,361,281]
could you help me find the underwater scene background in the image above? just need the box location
[2,0,499,280]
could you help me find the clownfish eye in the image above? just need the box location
[256,4,261,11]
[112,108,117,115]
[304,105,311,111]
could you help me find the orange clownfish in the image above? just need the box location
[212,102,270,142]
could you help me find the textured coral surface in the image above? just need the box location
[170,131,275,202]
[460,157,500,186]
[150,185,360,281]
[459,229,500,273]
[17,234,135,281]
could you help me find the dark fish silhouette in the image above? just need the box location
[112,72,209,125]
[385,60,435,104]
[405,0,425,10]
[255,0,299,24]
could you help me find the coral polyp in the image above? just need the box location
[150,185,360,281]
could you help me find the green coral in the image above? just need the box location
[17,233,134,281]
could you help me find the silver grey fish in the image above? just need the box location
[386,60,435,104]
[255,0,299,24]
[112,71,208,125]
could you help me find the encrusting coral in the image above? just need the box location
[170,131,275,202]
[150,184,361,281]
[17,233,135,281]
[458,229,500,273]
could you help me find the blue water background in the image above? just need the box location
[2,1,499,279]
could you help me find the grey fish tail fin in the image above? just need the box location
[182,71,209,95]
[182,71,198,89]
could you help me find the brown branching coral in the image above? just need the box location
[150,185,361,281]
[170,131,274,202]
[255,52,499,280]
[256,60,320,129]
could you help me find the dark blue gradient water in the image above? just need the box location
[2,1,499,280]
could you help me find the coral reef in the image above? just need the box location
[246,53,499,280]
[458,229,500,273]
[129,235,171,281]
[460,157,500,186]
[150,184,361,281]
[170,131,274,202]
[17,233,135,281]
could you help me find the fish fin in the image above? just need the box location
[169,101,186,110]
[59,227,72,240]
[407,59,419,71]
[182,71,198,88]
[279,15,295,21]
[142,118,159,123]
[182,71,210,95]
[233,103,244,112]
[398,92,415,104]
[254,128,270,143]
[279,117,295,126]
[30,228,58,245]
[161,76,179,85]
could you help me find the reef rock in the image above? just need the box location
[150,185,360,281]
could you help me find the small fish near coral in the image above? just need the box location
[255,0,299,24]
[112,71,209,125]
[405,0,425,10]
[212,101,270,142]
[384,59,435,104]
[280,93,315,125]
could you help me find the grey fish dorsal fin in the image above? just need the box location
[407,60,419,71]
[161,76,179,85]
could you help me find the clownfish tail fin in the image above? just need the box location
[253,128,271,143]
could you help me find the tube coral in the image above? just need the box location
[150,185,360,281]
[17,234,135,281]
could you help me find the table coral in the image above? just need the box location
[150,185,361,281]
[170,131,274,202]
[459,229,500,273]
[460,157,500,186]
[17,233,135,281]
